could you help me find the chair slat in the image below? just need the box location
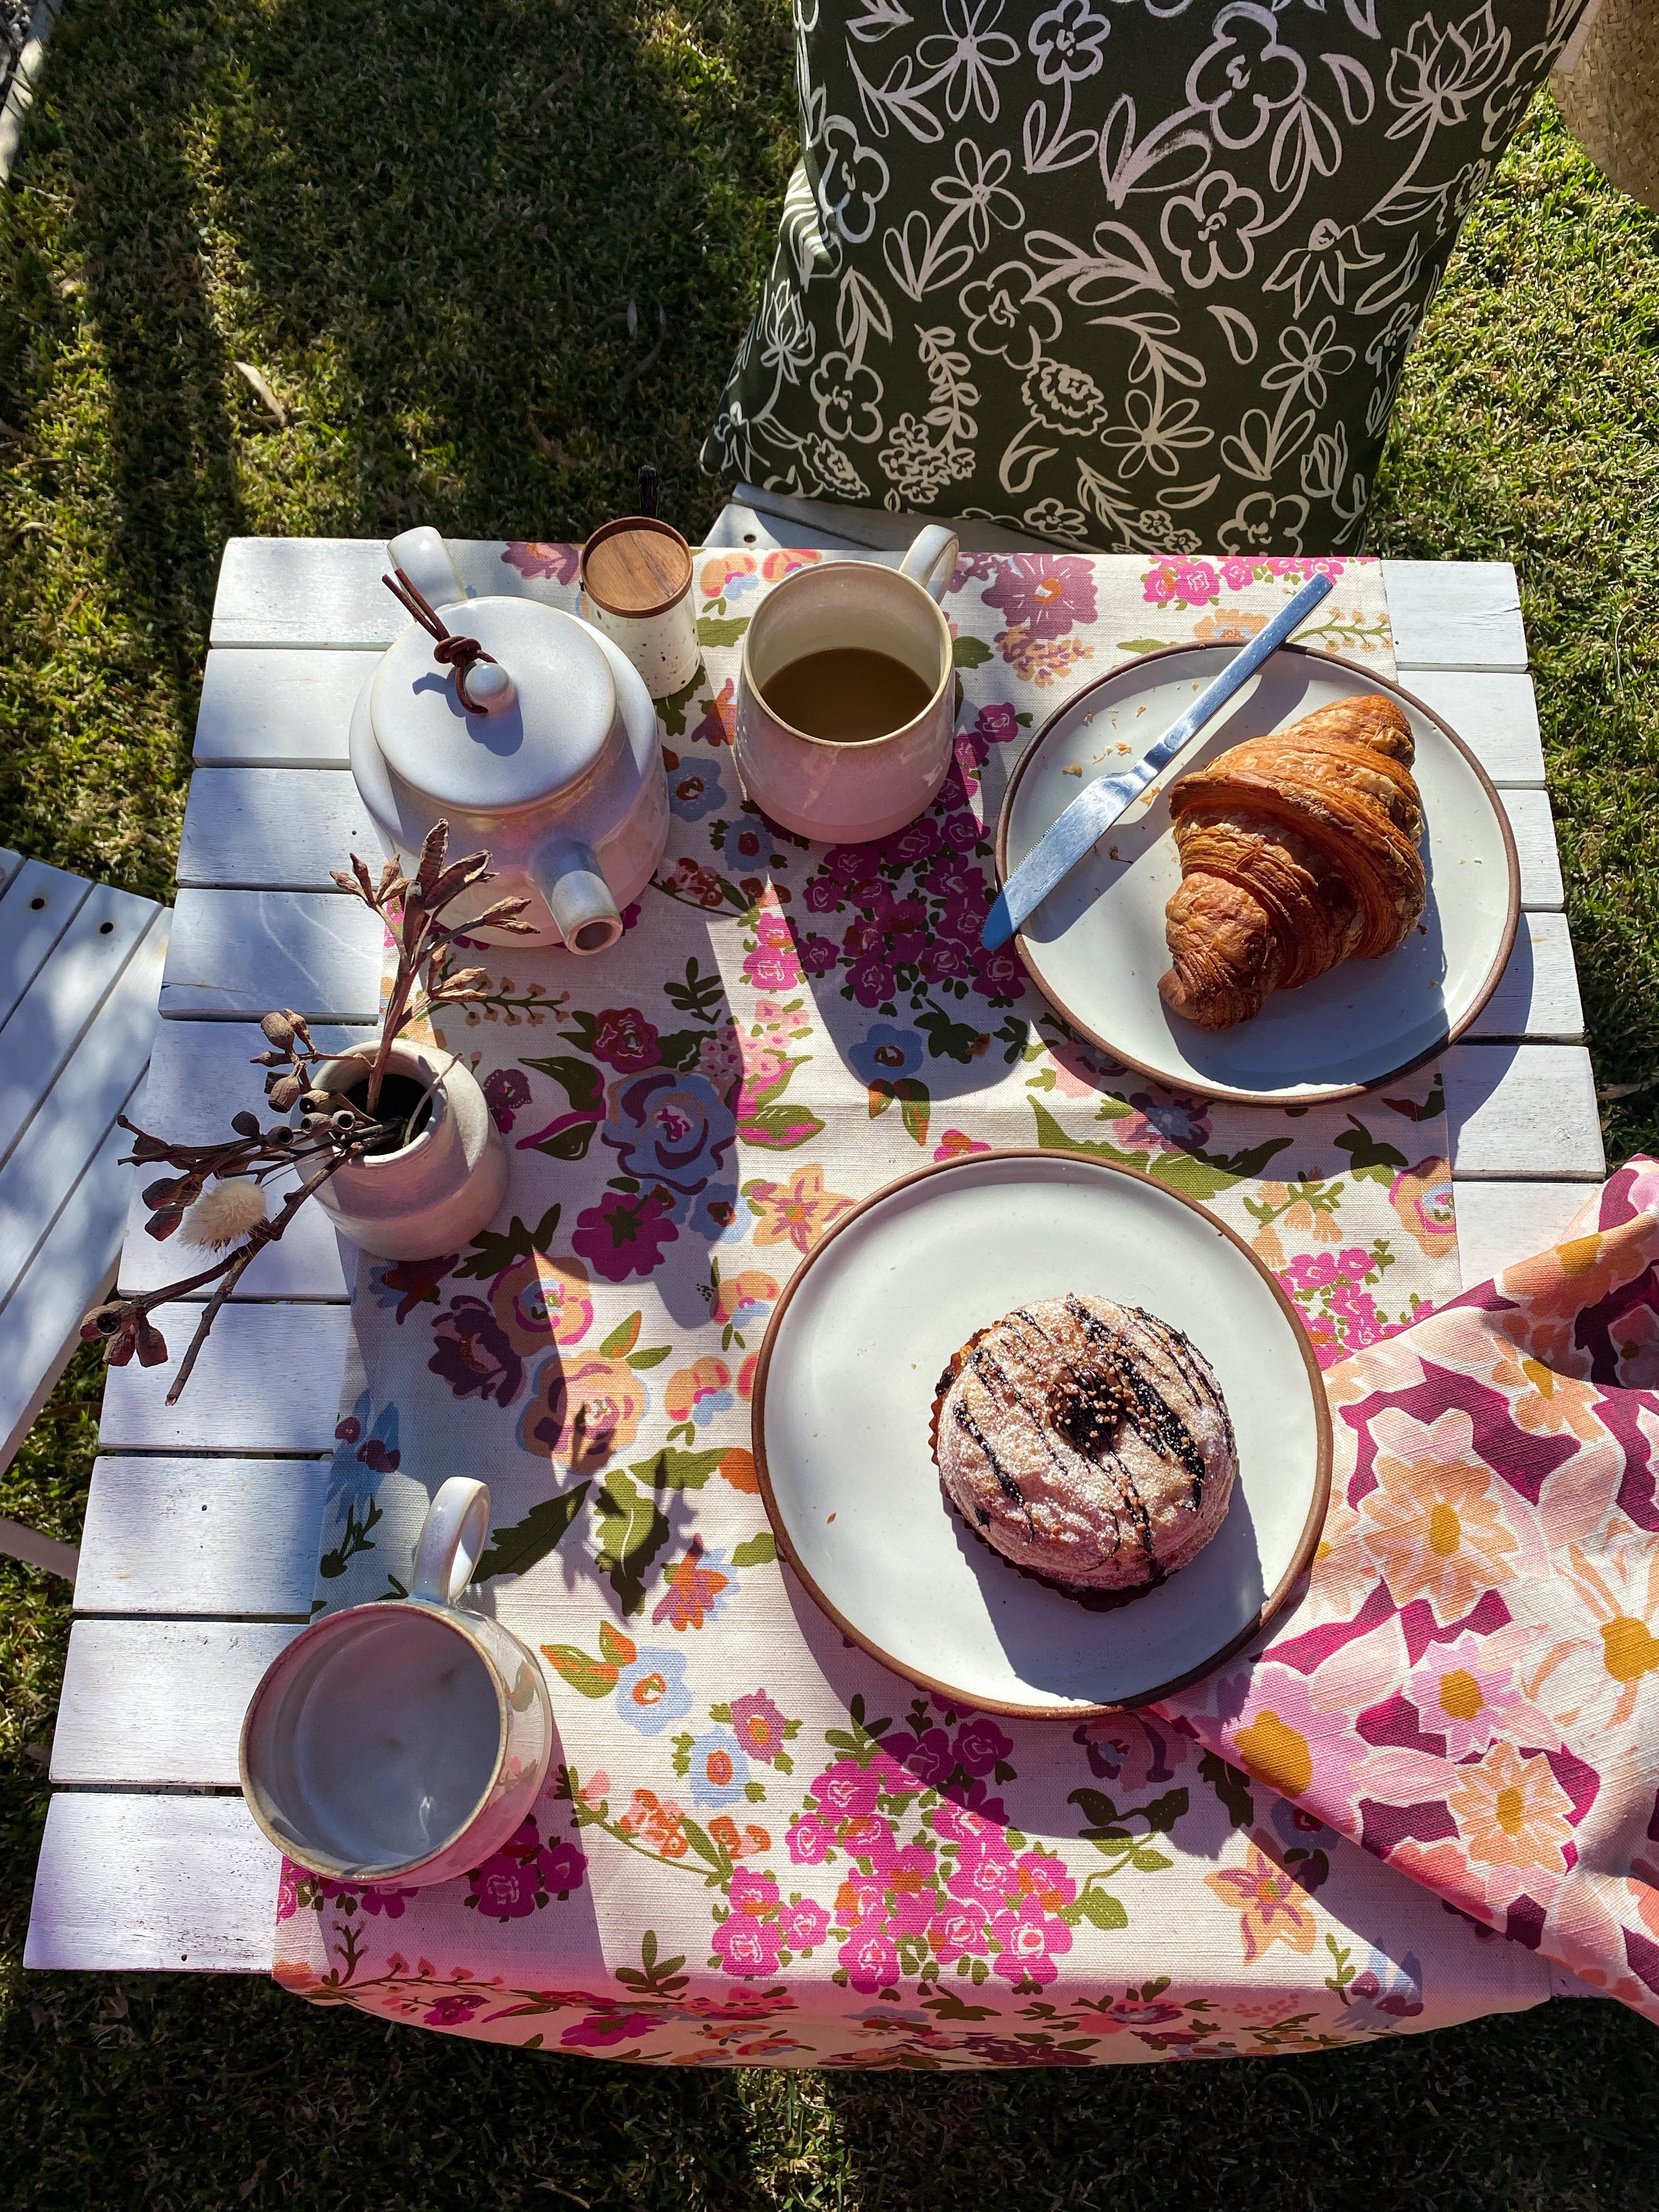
[0,856,93,1030]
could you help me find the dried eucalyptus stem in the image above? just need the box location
[82,820,533,1400]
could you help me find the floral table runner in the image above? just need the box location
[274,548,1552,2064]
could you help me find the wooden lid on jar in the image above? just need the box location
[580,515,693,619]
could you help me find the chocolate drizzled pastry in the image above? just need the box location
[930,1295,1236,1594]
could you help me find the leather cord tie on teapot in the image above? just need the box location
[381,567,499,716]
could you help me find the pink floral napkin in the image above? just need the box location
[1159,1159,1659,2024]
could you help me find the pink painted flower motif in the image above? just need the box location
[423,1990,487,2027]
[501,541,579,584]
[885,1844,941,1937]
[591,1007,662,1072]
[934,1128,991,1164]
[1390,1156,1456,1259]
[690,678,737,748]
[982,554,1098,639]
[787,1813,835,1866]
[990,1896,1073,1987]
[742,907,804,993]
[651,1536,736,1632]
[1403,1633,1523,1761]
[926,1900,987,1964]
[838,1912,900,1993]
[777,1897,830,1950]
[953,1717,1015,1777]
[570,1186,680,1281]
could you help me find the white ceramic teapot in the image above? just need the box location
[349,527,669,953]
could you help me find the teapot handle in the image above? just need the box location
[388,527,465,612]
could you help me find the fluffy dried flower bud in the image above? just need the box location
[179,1180,269,1250]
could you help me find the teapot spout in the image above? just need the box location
[531,837,623,956]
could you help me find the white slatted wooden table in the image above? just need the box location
[25,538,1603,1993]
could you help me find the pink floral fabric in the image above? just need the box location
[275,547,1559,2065]
[1159,1160,1659,2022]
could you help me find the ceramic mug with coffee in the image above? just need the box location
[734,524,960,843]
[240,1478,553,1888]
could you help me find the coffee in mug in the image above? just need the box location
[760,647,936,745]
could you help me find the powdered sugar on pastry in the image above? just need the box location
[931,1294,1236,1593]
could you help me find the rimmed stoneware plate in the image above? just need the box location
[752,1150,1330,1717]
[995,644,1520,1105]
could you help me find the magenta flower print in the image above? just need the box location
[591,1007,662,1072]
[561,2009,661,2049]
[952,1716,1014,1777]
[885,1844,940,1937]
[787,1812,835,1866]
[991,1895,1073,1987]
[428,1297,525,1406]
[714,1911,784,1979]
[882,1722,958,1790]
[982,553,1097,639]
[570,1187,679,1282]
[423,1990,487,2027]
[838,1912,900,1994]
[956,699,1023,768]
[467,1850,544,1921]
[482,1066,531,1132]
[778,1896,830,1950]
[926,1899,987,1964]
[539,1837,587,1897]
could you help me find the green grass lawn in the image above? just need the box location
[3,6,1659,2206]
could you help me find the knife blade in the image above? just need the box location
[981,570,1334,952]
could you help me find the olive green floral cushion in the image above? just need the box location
[703,1,1586,554]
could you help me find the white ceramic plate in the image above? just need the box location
[752,1151,1330,1716]
[995,646,1519,1104]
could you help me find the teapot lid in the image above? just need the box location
[370,598,617,816]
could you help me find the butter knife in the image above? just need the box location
[981,570,1334,952]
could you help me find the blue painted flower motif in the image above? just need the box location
[1127,1090,1211,1148]
[685,1727,752,1810]
[848,1024,926,1085]
[601,1068,736,1199]
[1340,1947,1425,2026]
[667,765,727,822]
[685,1183,746,1245]
[613,1648,694,1737]
[327,1391,401,1507]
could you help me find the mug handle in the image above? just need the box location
[410,1478,492,1606]
[898,524,960,605]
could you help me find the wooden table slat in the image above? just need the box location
[160,889,384,1022]
[76,1457,329,1618]
[1378,560,1528,672]
[50,1620,304,1786]
[1394,669,1545,787]
[25,1793,281,1973]
[99,1302,353,1453]
[1441,1043,1604,1181]
[1464,913,1583,1043]
[194,648,376,767]
[177,768,377,891]
[1454,1182,1598,1290]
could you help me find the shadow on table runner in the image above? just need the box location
[275,552,1547,2066]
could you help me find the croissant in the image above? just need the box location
[1157,695,1426,1031]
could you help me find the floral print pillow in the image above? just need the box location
[703,2,1590,553]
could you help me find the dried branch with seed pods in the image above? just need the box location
[81,823,533,1403]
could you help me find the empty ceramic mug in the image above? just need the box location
[240,1478,553,1887]
[734,524,960,843]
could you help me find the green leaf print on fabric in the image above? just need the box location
[1199,1750,1255,1830]
[732,1531,779,1567]
[632,1446,728,1491]
[453,1203,563,1283]
[1333,1114,1410,1181]
[473,1483,593,1584]
[594,1470,673,1615]
[520,1054,606,1118]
